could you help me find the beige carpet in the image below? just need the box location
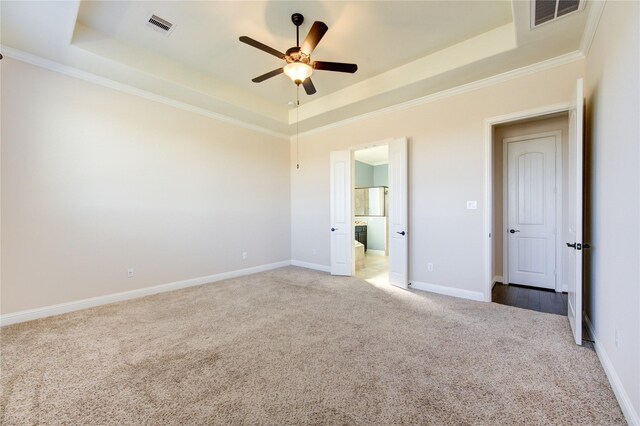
[1,266,625,425]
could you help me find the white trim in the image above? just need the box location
[410,281,485,302]
[493,276,504,286]
[290,260,331,273]
[486,103,572,126]
[484,114,494,301]
[2,45,584,140]
[366,249,386,256]
[0,261,290,327]
[579,0,606,56]
[585,316,640,426]
[300,52,584,138]
[0,46,289,140]
[484,103,572,303]
[502,137,509,287]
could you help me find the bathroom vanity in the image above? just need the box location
[355,225,368,251]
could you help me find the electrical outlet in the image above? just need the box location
[427,263,434,272]
[466,200,478,210]
[242,252,247,260]
[615,329,620,350]
[127,268,134,278]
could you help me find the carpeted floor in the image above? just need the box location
[0,266,625,425]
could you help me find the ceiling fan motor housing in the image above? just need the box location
[285,47,310,64]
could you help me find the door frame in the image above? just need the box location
[502,131,563,292]
[331,137,408,282]
[483,103,570,302]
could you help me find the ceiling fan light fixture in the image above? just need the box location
[284,62,313,85]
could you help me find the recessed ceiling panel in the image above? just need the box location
[76,1,513,103]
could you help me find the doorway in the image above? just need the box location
[492,113,569,297]
[485,79,585,345]
[330,137,409,288]
[353,145,389,285]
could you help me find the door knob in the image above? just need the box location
[331,228,337,232]
[509,229,520,234]
[396,231,406,236]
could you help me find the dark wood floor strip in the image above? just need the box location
[492,283,567,316]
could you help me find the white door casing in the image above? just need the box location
[330,150,353,276]
[566,78,584,346]
[505,135,557,290]
[388,137,409,288]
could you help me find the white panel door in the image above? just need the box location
[330,150,353,276]
[566,78,584,346]
[388,137,408,288]
[507,136,556,289]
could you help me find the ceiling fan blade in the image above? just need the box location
[300,21,328,55]
[239,36,285,59]
[312,61,358,73]
[252,68,284,83]
[302,78,316,95]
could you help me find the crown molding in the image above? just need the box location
[297,50,585,138]
[0,46,289,140]
[579,0,606,56]
[3,44,586,141]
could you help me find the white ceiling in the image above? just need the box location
[1,1,591,136]
[355,145,389,166]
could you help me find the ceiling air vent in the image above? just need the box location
[530,0,584,28]
[146,14,176,36]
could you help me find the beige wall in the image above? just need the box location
[492,114,568,282]
[585,1,640,421]
[1,59,291,314]
[290,60,584,296]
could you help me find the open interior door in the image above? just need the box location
[330,150,353,276]
[566,78,584,345]
[388,137,409,288]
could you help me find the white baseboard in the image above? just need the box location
[290,260,331,273]
[0,260,291,327]
[366,250,386,256]
[585,316,640,425]
[410,281,485,302]
[493,275,504,287]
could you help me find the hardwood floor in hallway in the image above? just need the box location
[492,283,568,316]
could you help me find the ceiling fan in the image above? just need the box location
[239,13,358,95]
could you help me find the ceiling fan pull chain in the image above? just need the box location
[296,86,300,169]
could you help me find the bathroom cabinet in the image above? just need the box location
[355,225,367,252]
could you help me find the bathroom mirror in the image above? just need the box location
[355,187,387,216]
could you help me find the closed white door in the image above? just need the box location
[330,150,353,276]
[566,78,584,345]
[506,136,557,289]
[388,137,408,288]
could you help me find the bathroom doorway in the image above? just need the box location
[353,145,389,285]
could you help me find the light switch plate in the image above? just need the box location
[466,200,478,210]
